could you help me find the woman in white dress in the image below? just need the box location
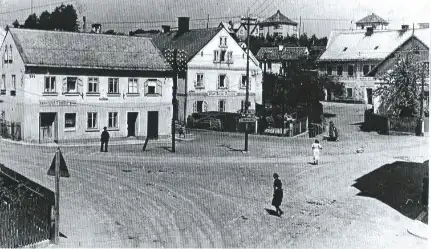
[311,139,323,165]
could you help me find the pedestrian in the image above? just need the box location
[311,139,323,165]
[272,173,284,216]
[100,127,110,152]
[329,121,334,138]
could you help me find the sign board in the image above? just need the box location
[40,100,77,107]
[239,117,257,123]
[47,150,70,178]
[208,91,236,97]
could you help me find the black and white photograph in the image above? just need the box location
[0,0,429,248]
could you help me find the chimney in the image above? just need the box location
[83,16,86,33]
[91,23,102,34]
[401,25,409,31]
[278,44,284,51]
[365,26,374,36]
[178,17,190,33]
[161,25,171,33]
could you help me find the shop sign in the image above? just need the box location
[208,91,236,97]
[40,100,77,106]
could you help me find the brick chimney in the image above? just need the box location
[365,26,374,36]
[162,25,171,33]
[83,16,87,33]
[401,24,409,31]
[178,17,190,33]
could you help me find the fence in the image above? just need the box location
[0,164,54,248]
[364,110,429,134]
[0,120,22,140]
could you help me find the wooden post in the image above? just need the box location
[142,136,150,151]
[54,147,60,244]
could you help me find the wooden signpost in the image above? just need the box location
[47,147,70,245]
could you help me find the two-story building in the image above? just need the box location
[147,17,263,123]
[259,10,298,38]
[317,25,429,104]
[256,45,309,75]
[0,28,173,143]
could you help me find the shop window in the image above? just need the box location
[87,112,98,129]
[44,76,56,93]
[65,113,76,129]
[108,112,118,129]
[108,78,119,94]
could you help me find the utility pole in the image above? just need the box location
[54,148,60,244]
[172,49,178,152]
[244,15,256,152]
[31,0,33,14]
[207,14,209,29]
[418,62,426,136]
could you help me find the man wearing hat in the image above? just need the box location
[100,127,110,152]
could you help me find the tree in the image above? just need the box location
[12,20,20,28]
[374,52,428,117]
[24,14,39,29]
[39,11,52,30]
[50,4,79,31]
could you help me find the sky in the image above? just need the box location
[0,0,429,37]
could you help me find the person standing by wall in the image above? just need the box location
[311,139,323,165]
[100,127,110,152]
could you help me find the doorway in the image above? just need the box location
[39,112,57,143]
[127,112,138,137]
[366,88,373,105]
[147,111,159,139]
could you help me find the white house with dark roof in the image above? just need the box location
[147,17,263,123]
[317,25,429,104]
[0,28,174,143]
[259,10,298,38]
[355,13,389,30]
[256,45,309,75]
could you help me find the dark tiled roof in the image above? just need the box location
[148,27,222,62]
[256,46,308,61]
[9,28,172,71]
[260,10,297,26]
[356,13,389,25]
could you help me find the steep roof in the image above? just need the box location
[260,10,297,26]
[356,13,389,25]
[149,27,222,62]
[256,46,308,61]
[0,28,6,45]
[318,28,429,61]
[219,22,234,33]
[8,28,172,71]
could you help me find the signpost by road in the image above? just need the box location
[239,117,257,123]
[47,147,70,245]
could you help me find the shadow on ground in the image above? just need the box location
[352,160,428,224]
[323,112,336,118]
[264,208,279,217]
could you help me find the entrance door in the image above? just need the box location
[127,112,138,137]
[147,111,159,139]
[39,113,57,143]
[366,88,373,105]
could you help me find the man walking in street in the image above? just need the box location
[272,173,284,216]
[100,127,110,152]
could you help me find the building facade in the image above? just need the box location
[151,18,263,123]
[0,28,173,143]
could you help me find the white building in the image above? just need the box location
[259,10,298,38]
[149,17,263,123]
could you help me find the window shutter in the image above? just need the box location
[213,50,217,61]
[156,80,162,96]
[203,101,208,112]
[225,75,229,89]
[77,77,84,93]
[217,75,220,88]
[194,74,197,87]
[62,77,67,93]
[193,101,197,113]
[144,80,149,96]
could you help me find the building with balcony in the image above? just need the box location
[148,17,263,123]
[0,28,173,143]
[317,25,429,105]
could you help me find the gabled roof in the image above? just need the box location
[318,28,429,61]
[232,23,241,31]
[8,28,171,71]
[0,28,6,46]
[256,46,308,61]
[260,10,297,27]
[356,13,389,25]
[149,27,222,62]
[219,22,234,33]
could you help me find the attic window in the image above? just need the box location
[374,46,379,50]
[343,47,348,52]
[201,51,203,57]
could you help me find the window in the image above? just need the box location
[347,65,354,76]
[371,64,375,70]
[66,77,78,93]
[128,78,138,93]
[87,112,97,129]
[148,85,156,94]
[196,73,204,88]
[3,47,7,64]
[8,45,12,63]
[268,61,272,69]
[196,101,204,113]
[88,77,99,93]
[1,74,5,94]
[220,50,227,62]
[11,75,16,96]
[201,51,203,57]
[347,88,353,98]
[241,100,245,111]
[218,74,227,88]
[144,79,162,96]
[44,76,56,92]
[218,100,226,112]
[327,65,332,75]
[108,112,118,128]
[108,78,119,93]
[362,65,370,76]
[337,65,343,76]
[213,50,219,62]
[227,51,233,63]
[65,113,76,129]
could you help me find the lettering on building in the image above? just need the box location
[39,100,77,106]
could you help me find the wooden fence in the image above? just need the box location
[0,164,54,248]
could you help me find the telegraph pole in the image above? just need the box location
[172,49,178,152]
[418,62,426,136]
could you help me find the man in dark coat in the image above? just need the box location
[272,173,284,216]
[100,127,110,152]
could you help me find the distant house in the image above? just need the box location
[218,22,235,34]
[317,25,429,106]
[235,18,260,41]
[146,17,263,122]
[256,45,309,75]
[355,13,389,30]
[0,28,174,143]
[259,10,298,38]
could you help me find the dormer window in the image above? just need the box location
[343,47,348,52]
[374,46,379,50]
